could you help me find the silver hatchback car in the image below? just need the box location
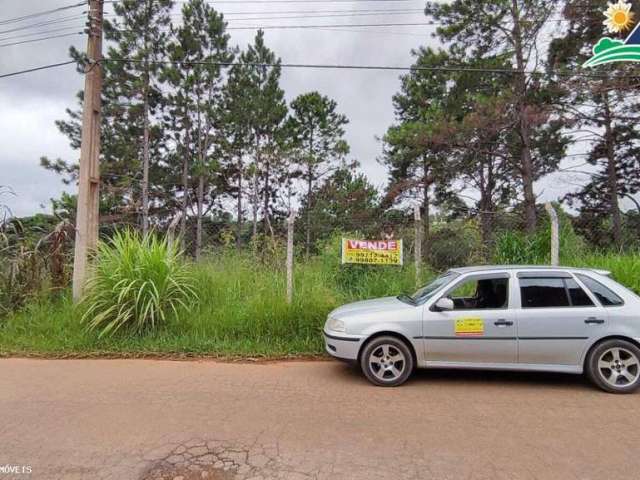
[324,266,640,393]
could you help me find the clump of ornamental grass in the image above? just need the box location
[81,230,198,338]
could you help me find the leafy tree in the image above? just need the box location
[288,91,350,255]
[296,167,379,248]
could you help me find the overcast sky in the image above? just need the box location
[0,0,618,218]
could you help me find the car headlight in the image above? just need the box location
[327,317,346,333]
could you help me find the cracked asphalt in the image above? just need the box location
[1,359,639,480]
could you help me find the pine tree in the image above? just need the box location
[104,0,173,233]
[42,1,173,228]
[162,0,234,258]
[288,92,350,255]
[241,31,288,237]
[220,58,254,248]
[549,0,640,247]
[425,0,559,233]
[381,47,454,252]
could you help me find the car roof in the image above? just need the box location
[448,265,611,276]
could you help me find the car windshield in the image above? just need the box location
[408,272,459,304]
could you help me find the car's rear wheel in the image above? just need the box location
[360,336,414,387]
[586,339,640,394]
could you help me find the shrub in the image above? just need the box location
[428,221,482,271]
[81,230,198,337]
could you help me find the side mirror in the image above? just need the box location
[433,297,454,312]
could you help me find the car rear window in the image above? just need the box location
[576,274,624,307]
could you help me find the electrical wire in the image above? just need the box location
[0,26,86,43]
[0,2,86,26]
[0,14,86,35]
[0,60,76,79]
[0,32,83,48]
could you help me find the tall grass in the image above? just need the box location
[0,237,424,356]
[81,231,198,337]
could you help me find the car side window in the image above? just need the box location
[520,278,569,308]
[576,274,624,307]
[446,277,509,310]
[520,277,596,308]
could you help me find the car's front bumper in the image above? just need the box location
[323,330,362,362]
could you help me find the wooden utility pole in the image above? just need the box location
[72,0,104,302]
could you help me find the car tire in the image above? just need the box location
[586,339,640,394]
[360,336,414,387]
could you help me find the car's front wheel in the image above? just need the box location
[360,336,414,387]
[586,339,640,394]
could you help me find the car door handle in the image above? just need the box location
[585,317,605,325]
[494,319,514,327]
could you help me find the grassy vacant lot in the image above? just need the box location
[1,246,639,359]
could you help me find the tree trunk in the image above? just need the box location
[195,175,204,261]
[141,92,150,236]
[603,94,623,248]
[252,170,258,238]
[305,170,313,257]
[180,154,188,241]
[141,3,151,236]
[236,155,243,249]
[263,155,270,236]
[511,0,537,234]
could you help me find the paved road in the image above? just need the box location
[1,359,639,480]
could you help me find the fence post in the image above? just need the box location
[414,205,422,287]
[286,211,295,304]
[545,203,560,266]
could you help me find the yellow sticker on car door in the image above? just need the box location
[455,318,484,336]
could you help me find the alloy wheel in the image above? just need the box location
[368,344,406,382]
[597,347,640,388]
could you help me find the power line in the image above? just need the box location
[0,2,85,26]
[0,60,76,80]
[110,21,435,32]
[0,26,85,43]
[206,11,425,22]
[0,14,86,35]
[104,57,631,80]
[103,7,426,17]
[0,32,83,48]
[1,56,636,81]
